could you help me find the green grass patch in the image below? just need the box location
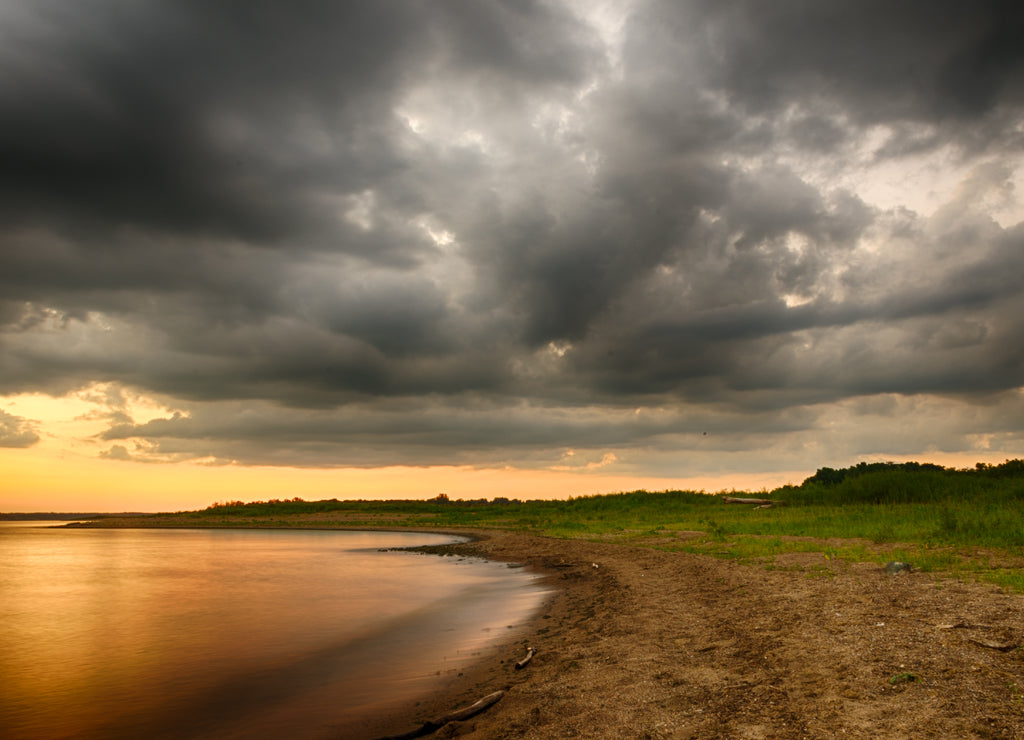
[889,672,921,685]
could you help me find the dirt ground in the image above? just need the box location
[362,530,1024,740]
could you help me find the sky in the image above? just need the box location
[2,0,1023,512]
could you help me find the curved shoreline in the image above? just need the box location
[358,529,1024,740]
[353,529,568,740]
[64,520,1024,738]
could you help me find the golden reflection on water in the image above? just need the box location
[0,525,549,740]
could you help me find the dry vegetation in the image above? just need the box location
[360,530,1024,740]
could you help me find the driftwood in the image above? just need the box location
[374,690,505,740]
[721,497,787,508]
[968,637,1020,652]
[515,646,537,670]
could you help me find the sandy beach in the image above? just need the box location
[360,530,1024,740]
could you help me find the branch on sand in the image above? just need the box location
[515,646,537,670]
[373,690,506,740]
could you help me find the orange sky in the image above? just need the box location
[0,445,812,513]
[6,449,1016,514]
[3,437,1011,515]
[0,390,794,512]
[1,390,1015,513]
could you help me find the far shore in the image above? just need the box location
[75,518,1024,738]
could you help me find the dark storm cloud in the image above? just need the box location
[0,0,596,381]
[1,0,1021,470]
[0,0,596,242]
[0,3,404,237]
[93,396,816,468]
[664,0,1024,124]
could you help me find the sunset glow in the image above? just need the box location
[2,386,1013,512]
[1,388,818,511]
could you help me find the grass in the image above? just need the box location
[889,672,921,685]
[124,459,1024,592]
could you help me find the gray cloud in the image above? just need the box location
[0,409,40,448]
[1,0,1021,476]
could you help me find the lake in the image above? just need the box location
[0,523,550,739]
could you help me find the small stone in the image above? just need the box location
[884,561,912,575]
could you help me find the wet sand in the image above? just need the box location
[360,529,1024,740]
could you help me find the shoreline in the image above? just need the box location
[62,520,1024,738]
[350,529,570,740]
[358,529,1024,740]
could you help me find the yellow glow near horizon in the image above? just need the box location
[2,389,1018,513]
[3,436,1018,513]
[2,387,812,512]
[0,438,815,512]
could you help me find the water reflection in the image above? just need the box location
[0,525,549,739]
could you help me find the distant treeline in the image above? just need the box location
[198,493,523,517]
[195,459,1024,516]
[780,458,1024,506]
[803,459,1024,486]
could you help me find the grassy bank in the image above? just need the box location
[113,459,1024,591]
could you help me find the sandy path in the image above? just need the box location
[360,530,1024,740]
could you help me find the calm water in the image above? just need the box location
[0,524,550,740]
